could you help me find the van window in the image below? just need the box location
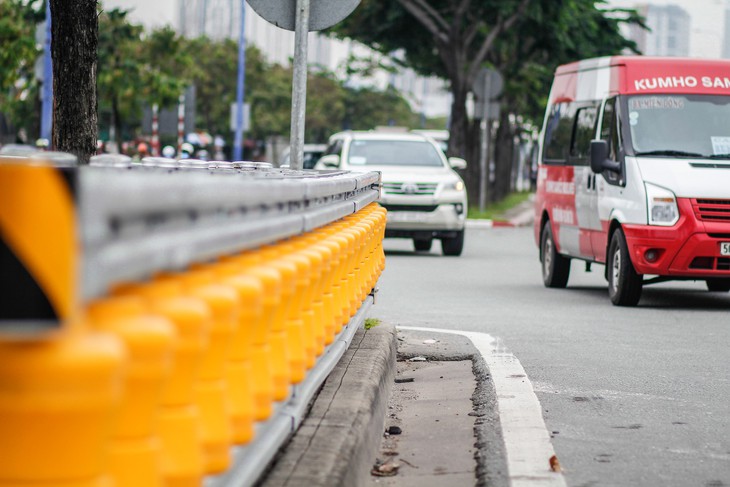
[543,103,574,163]
[569,105,598,164]
[600,98,619,161]
[626,94,730,158]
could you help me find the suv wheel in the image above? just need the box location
[541,222,570,288]
[413,239,433,252]
[441,231,464,256]
[607,229,643,306]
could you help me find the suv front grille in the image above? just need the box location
[382,182,438,195]
[693,199,730,222]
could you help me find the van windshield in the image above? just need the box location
[346,139,444,167]
[626,94,730,159]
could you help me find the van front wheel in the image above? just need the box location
[541,223,570,288]
[607,229,643,306]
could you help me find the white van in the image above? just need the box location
[534,56,730,306]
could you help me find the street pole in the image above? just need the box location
[233,0,246,161]
[289,0,311,171]
[151,103,160,156]
[41,1,53,144]
[177,93,185,154]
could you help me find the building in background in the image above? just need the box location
[645,4,691,56]
[608,0,730,59]
[724,2,730,58]
[176,0,450,120]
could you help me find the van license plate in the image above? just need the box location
[721,242,730,256]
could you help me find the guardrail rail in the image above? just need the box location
[0,154,385,487]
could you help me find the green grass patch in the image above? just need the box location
[364,318,381,330]
[467,191,533,220]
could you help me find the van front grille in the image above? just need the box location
[690,256,730,271]
[692,199,730,222]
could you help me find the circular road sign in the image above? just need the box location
[247,0,361,32]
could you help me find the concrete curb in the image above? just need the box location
[259,323,397,487]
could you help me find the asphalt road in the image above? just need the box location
[373,227,730,487]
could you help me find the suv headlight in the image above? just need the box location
[645,182,679,226]
[444,180,465,192]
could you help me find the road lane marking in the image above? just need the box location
[399,326,567,487]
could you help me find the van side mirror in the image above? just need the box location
[590,140,620,173]
[448,157,467,170]
[318,154,340,168]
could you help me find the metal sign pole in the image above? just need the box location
[289,0,311,171]
[233,0,247,161]
[41,1,53,144]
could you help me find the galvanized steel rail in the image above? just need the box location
[0,154,385,487]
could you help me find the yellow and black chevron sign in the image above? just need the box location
[0,159,78,326]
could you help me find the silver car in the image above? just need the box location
[316,130,468,255]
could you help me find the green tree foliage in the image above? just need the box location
[344,86,418,131]
[0,0,43,140]
[97,8,144,147]
[138,27,193,107]
[331,0,642,204]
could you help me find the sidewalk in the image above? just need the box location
[258,324,510,487]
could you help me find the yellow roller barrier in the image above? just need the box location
[263,258,296,399]
[281,251,311,380]
[178,271,238,474]
[220,255,280,421]
[0,327,126,487]
[87,296,176,487]
[214,270,263,444]
[0,160,127,487]
[121,280,211,487]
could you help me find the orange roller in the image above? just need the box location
[122,280,211,487]
[86,296,176,487]
[265,259,296,399]
[242,266,280,421]
[184,278,238,474]
[218,273,263,444]
[0,327,126,487]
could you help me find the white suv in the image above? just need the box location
[316,130,468,256]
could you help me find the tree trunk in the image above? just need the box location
[50,0,98,165]
[447,83,482,207]
[492,109,515,202]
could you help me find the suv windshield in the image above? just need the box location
[347,139,444,167]
[626,94,730,158]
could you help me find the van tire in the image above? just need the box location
[706,278,730,292]
[607,229,643,306]
[541,223,570,288]
[441,231,464,256]
[413,239,433,252]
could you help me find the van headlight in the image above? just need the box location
[444,180,465,191]
[645,183,679,226]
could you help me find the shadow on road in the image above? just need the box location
[639,288,730,311]
[384,249,443,258]
[564,286,730,310]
